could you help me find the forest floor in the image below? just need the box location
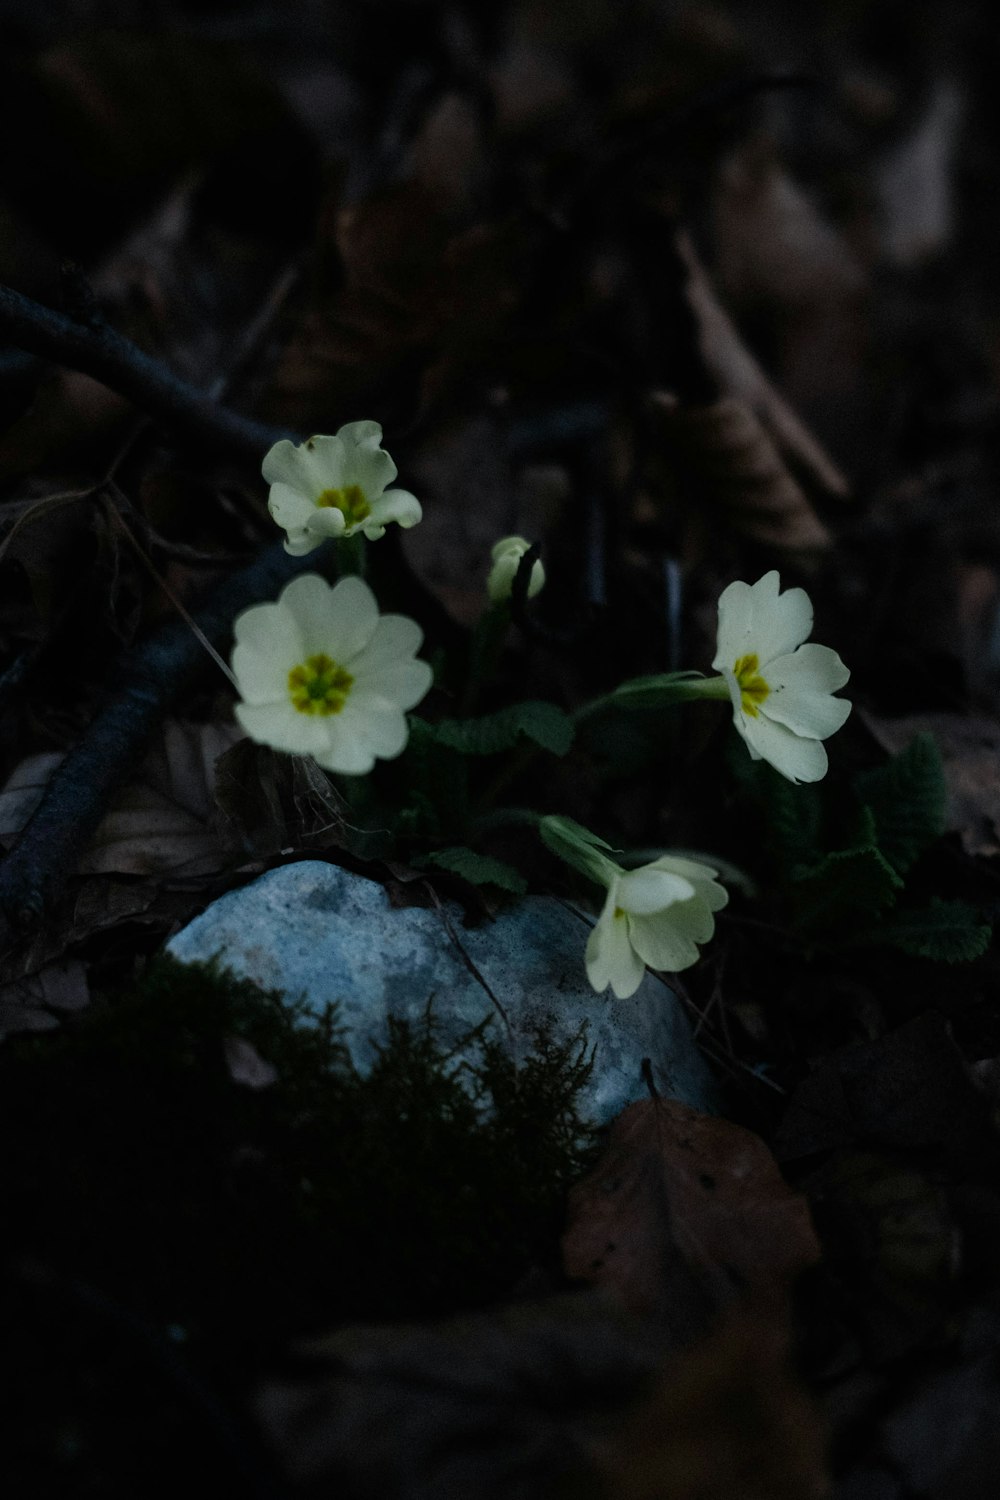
[1,3,999,1497]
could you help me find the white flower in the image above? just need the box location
[711,570,851,784]
[263,421,422,556]
[586,855,728,999]
[230,573,432,775]
[486,536,545,604]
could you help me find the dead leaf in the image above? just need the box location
[266,182,523,429]
[256,1294,663,1499]
[583,1310,830,1500]
[773,1012,982,1162]
[0,957,89,1041]
[861,709,1000,857]
[224,1034,278,1090]
[0,719,242,877]
[562,1098,820,1317]
[651,391,831,551]
[679,232,850,503]
[876,79,963,268]
[212,738,349,858]
[801,1150,958,1363]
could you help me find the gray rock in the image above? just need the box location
[166,860,717,1124]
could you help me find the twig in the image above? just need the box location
[0,281,291,459]
[0,539,330,948]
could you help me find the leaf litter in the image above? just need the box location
[1,4,999,1498]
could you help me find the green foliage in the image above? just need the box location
[0,956,598,1342]
[853,732,946,876]
[757,763,824,870]
[872,899,993,963]
[428,701,574,757]
[753,735,989,962]
[790,845,903,931]
[418,846,528,895]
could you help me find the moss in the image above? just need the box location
[1,953,599,1488]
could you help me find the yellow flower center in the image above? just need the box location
[732,653,770,717]
[288,653,354,716]
[315,484,371,527]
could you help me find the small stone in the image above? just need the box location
[166,861,717,1125]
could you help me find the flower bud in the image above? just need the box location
[486,536,545,604]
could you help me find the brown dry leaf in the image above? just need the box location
[0,719,242,877]
[583,1310,830,1500]
[562,1098,820,1317]
[267,182,523,429]
[256,1294,663,1499]
[651,391,831,551]
[678,232,850,503]
[212,738,349,859]
[0,957,89,1042]
[861,709,1000,858]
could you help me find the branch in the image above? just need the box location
[0,281,291,458]
[0,539,331,949]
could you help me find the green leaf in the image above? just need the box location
[430,702,574,757]
[874,899,992,963]
[759,764,824,871]
[853,733,946,876]
[418,847,528,895]
[791,844,903,932]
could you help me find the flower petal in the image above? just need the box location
[235,701,328,756]
[311,721,377,775]
[741,712,830,783]
[616,865,696,914]
[648,855,729,912]
[232,598,303,662]
[267,482,315,530]
[337,424,397,497]
[364,487,422,532]
[760,644,851,738]
[349,614,424,676]
[714,571,813,669]
[626,908,701,972]
[281,574,379,660]
[262,439,321,497]
[304,507,348,541]
[340,699,409,758]
[357,658,432,711]
[585,893,645,999]
[231,642,290,704]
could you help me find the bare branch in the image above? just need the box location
[0,281,291,459]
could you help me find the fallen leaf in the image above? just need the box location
[861,709,1000,857]
[583,1309,830,1500]
[0,719,242,877]
[562,1097,820,1318]
[773,1012,982,1162]
[651,390,832,551]
[212,738,349,858]
[256,1295,663,1500]
[0,957,89,1042]
[224,1034,278,1090]
[679,232,850,503]
[802,1150,958,1363]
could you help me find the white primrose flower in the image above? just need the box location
[263,421,422,556]
[586,855,729,999]
[539,816,727,999]
[711,571,851,784]
[230,573,432,775]
[486,536,545,604]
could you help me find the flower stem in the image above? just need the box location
[463,603,510,714]
[573,671,727,723]
[337,534,367,579]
